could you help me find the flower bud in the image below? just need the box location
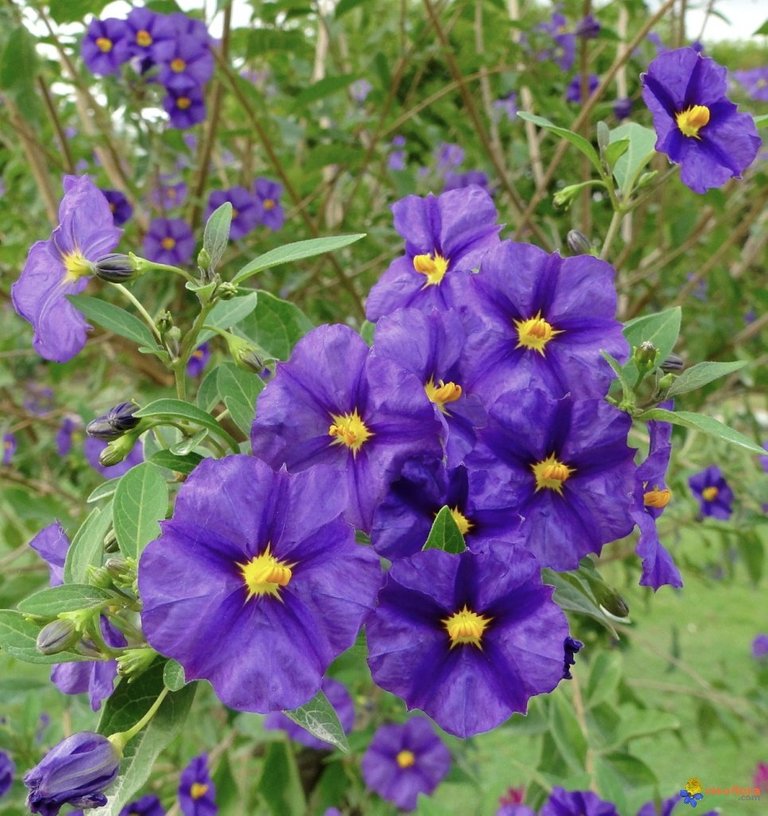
[661,353,684,373]
[220,331,269,374]
[553,184,582,209]
[116,647,157,678]
[99,433,139,468]
[566,229,592,255]
[24,731,121,814]
[632,341,659,373]
[657,373,677,391]
[216,282,239,300]
[103,529,120,554]
[164,326,182,359]
[88,566,114,589]
[94,253,140,284]
[36,619,79,655]
[86,402,140,441]
[105,557,133,582]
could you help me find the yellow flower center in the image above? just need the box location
[643,487,671,509]
[171,58,187,73]
[396,750,416,769]
[413,252,449,286]
[702,486,719,502]
[263,198,276,210]
[675,105,710,139]
[685,778,702,796]
[449,507,473,536]
[424,377,462,413]
[192,349,205,359]
[190,782,209,800]
[328,409,373,455]
[443,605,492,648]
[514,311,563,355]
[96,37,113,53]
[136,30,153,47]
[62,251,93,283]
[238,545,294,600]
[531,453,574,495]
[168,188,177,200]
[161,237,177,251]
[176,96,192,110]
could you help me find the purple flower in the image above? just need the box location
[361,718,451,811]
[81,18,130,76]
[250,325,444,532]
[118,794,166,816]
[187,342,211,377]
[11,175,122,362]
[152,179,188,211]
[388,136,407,171]
[29,522,69,586]
[641,47,762,193]
[436,142,464,170]
[466,390,636,571]
[24,731,121,815]
[178,754,216,816]
[688,465,734,520]
[367,544,571,737]
[538,11,575,71]
[157,20,213,91]
[101,189,133,226]
[24,384,55,416]
[540,787,619,816]
[752,634,768,660]
[350,78,372,103]
[84,436,144,478]
[373,308,485,466]
[493,92,518,122]
[2,432,16,465]
[143,218,195,265]
[253,178,284,231]
[575,14,601,39]
[365,188,501,322]
[125,8,176,63]
[139,456,382,712]
[758,441,768,473]
[632,408,683,590]
[0,750,14,798]
[497,807,536,816]
[264,678,355,749]
[733,67,768,102]
[463,242,628,401]
[206,187,260,240]
[163,86,206,129]
[566,73,599,103]
[614,97,633,120]
[636,794,680,816]
[442,170,490,192]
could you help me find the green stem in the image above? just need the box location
[109,687,171,753]
[600,209,624,260]
[112,284,162,342]
[136,257,197,284]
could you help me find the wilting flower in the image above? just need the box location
[143,218,195,265]
[264,678,355,749]
[178,754,216,816]
[187,343,210,377]
[566,73,599,103]
[102,189,133,226]
[367,544,571,737]
[442,170,490,192]
[139,456,382,712]
[365,188,501,322]
[688,465,734,520]
[361,718,451,811]
[117,794,166,816]
[163,85,206,129]
[641,47,762,193]
[24,731,121,815]
[540,787,619,816]
[206,187,260,240]
[466,389,636,571]
[84,436,144,478]
[2,433,16,465]
[250,325,443,531]
[81,18,130,76]
[733,67,768,102]
[462,241,627,401]
[11,175,122,362]
[0,751,14,798]
[253,178,284,231]
[350,78,372,103]
[752,634,768,660]
[125,7,176,62]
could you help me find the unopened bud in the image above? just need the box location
[94,254,140,284]
[156,311,174,334]
[553,184,582,209]
[593,583,630,618]
[221,331,269,374]
[88,566,114,589]
[99,433,139,468]
[36,619,78,655]
[657,373,676,391]
[164,326,182,359]
[216,282,239,300]
[86,402,140,441]
[661,353,684,373]
[103,529,120,554]
[633,341,659,372]
[197,247,211,270]
[105,557,132,582]
[116,647,157,678]
[566,229,592,255]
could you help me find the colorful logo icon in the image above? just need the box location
[680,777,704,808]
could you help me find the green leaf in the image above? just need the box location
[753,18,768,35]
[585,652,622,709]
[169,429,208,456]
[754,113,768,127]
[246,28,305,56]
[549,690,588,772]
[94,662,196,816]
[606,709,679,749]
[64,502,115,583]
[150,449,204,475]
[516,112,602,175]
[197,292,260,343]
[602,351,633,405]
[603,138,629,169]
[0,610,90,664]
[622,306,681,382]
[609,123,657,195]
[542,569,619,637]
[0,27,38,90]
[637,408,767,455]
[18,584,114,617]
[87,477,121,503]
[202,202,232,273]
[233,234,366,284]
[68,295,161,352]
[163,659,187,691]
[50,0,109,22]
[238,291,314,360]
[257,743,307,816]
[134,399,238,449]
[737,530,764,585]
[336,0,367,17]
[291,75,355,109]
[113,463,169,560]
[217,362,263,435]
[422,506,466,553]
[665,360,747,397]
[197,366,221,412]
[282,688,350,752]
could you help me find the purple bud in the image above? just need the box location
[86,403,140,441]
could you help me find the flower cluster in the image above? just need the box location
[204,179,284,241]
[81,8,213,129]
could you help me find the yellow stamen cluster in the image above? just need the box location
[424,377,462,412]
[263,198,276,210]
[328,409,373,454]
[514,311,562,355]
[643,487,671,509]
[396,750,416,769]
[442,605,492,649]
[675,105,710,139]
[531,453,574,495]
[413,252,449,286]
[190,783,209,800]
[171,58,187,73]
[702,486,719,502]
[176,97,192,110]
[63,251,93,283]
[136,30,153,47]
[96,37,113,53]
[161,237,177,251]
[449,507,473,536]
[238,546,294,600]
